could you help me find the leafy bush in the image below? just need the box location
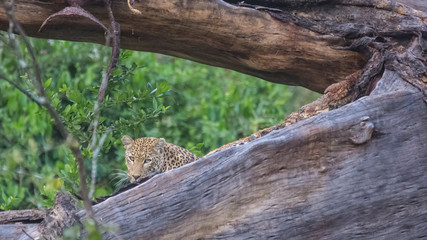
[126,54,319,152]
[0,36,319,209]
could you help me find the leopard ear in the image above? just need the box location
[121,135,134,150]
[154,138,165,154]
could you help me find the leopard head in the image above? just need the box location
[121,135,166,182]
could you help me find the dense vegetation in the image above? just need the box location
[0,37,319,210]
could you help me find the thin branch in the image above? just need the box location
[4,7,68,138]
[127,0,142,14]
[39,6,109,33]
[0,72,43,107]
[89,127,112,200]
[97,0,120,104]
[21,230,35,240]
[3,31,26,79]
[86,3,122,212]
[89,0,120,148]
[87,2,121,200]
[89,101,101,149]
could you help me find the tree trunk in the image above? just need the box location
[80,76,427,240]
[0,0,426,239]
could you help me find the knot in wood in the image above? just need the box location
[349,116,374,145]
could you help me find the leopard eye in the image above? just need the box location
[128,156,135,164]
[144,158,152,164]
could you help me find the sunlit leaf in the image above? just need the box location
[44,78,53,88]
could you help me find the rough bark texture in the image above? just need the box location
[0,0,370,92]
[0,193,79,240]
[2,1,425,93]
[0,209,46,224]
[0,0,426,239]
[37,192,79,240]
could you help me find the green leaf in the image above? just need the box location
[64,105,71,114]
[152,97,158,110]
[44,78,53,88]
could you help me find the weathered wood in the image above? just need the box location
[38,192,79,240]
[0,209,46,224]
[1,0,370,92]
[1,1,425,92]
[70,73,425,239]
[0,192,79,240]
[0,209,44,239]
[0,224,39,239]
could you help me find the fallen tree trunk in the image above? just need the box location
[2,70,426,239]
[81,72,427,239]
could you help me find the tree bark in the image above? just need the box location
[0,0,371,92]
[0,209,46,224]
[0,0,426,239]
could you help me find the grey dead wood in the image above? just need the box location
[0,192,79,240]
[0,209,46,239]
[0,209,47,224]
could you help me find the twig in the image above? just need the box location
[87,6,120,217]
[87,1,121,198]
[89,127,112,200]
[127,0,142,14]
[97,0,120,104]
[21,229,35,240]
[238,1,283,12]
[0,72,43,107]
[39,6,110,33]
[89,0,121,145]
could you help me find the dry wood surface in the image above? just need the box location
[0,0,371,92]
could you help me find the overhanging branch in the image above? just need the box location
[0,0,369,92]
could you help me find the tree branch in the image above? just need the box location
[89,127,112,200]
[0,0,369,92]
[0,72,43,108]
[0,0,95,222]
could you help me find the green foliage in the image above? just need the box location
[0,35,319,210]
[84,219,102,240]
[123,54,319,153]
[0,37,170,209]
[0,185,25,210]
[61,225,82,240]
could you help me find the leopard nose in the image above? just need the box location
[132,175,140,181]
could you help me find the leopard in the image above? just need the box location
[121,135,199,182]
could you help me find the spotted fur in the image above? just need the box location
[121,135,199,182]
